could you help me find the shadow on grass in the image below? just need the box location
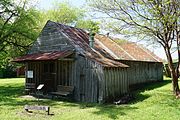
[0,85,61,107]
[0,85,24,97]
[58,101,138,119]
[0,79,172,119]
[0,85,25,106]
[51,80,172,119]
[130,80,171,93]
[93,104,137,119]
[129,80,172,104]
[92,80,172,119]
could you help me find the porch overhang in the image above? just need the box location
[13,50,74,62]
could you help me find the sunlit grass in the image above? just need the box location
[0,77,179,120]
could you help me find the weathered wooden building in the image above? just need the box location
[14,20,130,103]
[14,21,163,103]
[95,35,163,86]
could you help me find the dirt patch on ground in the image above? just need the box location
[20,95,36,99]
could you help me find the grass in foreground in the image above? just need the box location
[0,78,180,120]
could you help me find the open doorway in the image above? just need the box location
[42,62,56,93]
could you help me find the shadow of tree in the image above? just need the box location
[0,85,25,107]
[58,101,137,119]
[0,85,24,97]
[89,80,172,119]
[129,80,172,104]
[0,85,61,107]
[130,80,171,93]
[93,105,137,119]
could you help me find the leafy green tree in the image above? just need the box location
[0,0,40,52]
[39,1,100,32]
[88,0,180,96]
[76,19,100,33]
[0,0,41,75]
[38,2,84,27]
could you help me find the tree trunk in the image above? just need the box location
[165,47,180,95]
[175,21,180,95]
[171,69,179,94]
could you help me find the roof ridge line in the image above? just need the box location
[95,38,119,59]
[53,20,86,32]
[108,37,136,60]
[55,23,90,55]
[138,44,161,62]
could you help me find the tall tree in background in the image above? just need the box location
[0,0,40,69]
[76,19,100,33]
[39,1,100,32]
[38,2,84,27]
[46,2,84,25]
[88,0,180,96]
[0,0,40,52]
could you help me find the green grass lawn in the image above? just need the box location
[0,78,180,120]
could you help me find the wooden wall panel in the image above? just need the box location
[103,67,129,102]
[119,60,163,86]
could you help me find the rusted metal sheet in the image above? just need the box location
[95,34,163,62]
[50,21,128,68]
[13,50,74,62]
[14,21,128,68]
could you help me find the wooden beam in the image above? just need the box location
[58,58,75,61]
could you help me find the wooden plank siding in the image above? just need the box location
[57,60,74,86]
[26,62,42,89]
[55,55,102,103]
[119,60,163,86]
[29,22,75,54]
[76,56,101,103]
[103,67,129,102]
[25,59,163,103]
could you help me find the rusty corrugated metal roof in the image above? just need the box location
[55,22,93,55]
[53,21,128,68]
[119,42,163,62]
[95,34,162,62]
[13,50,74,62]
[13,21,128,68]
